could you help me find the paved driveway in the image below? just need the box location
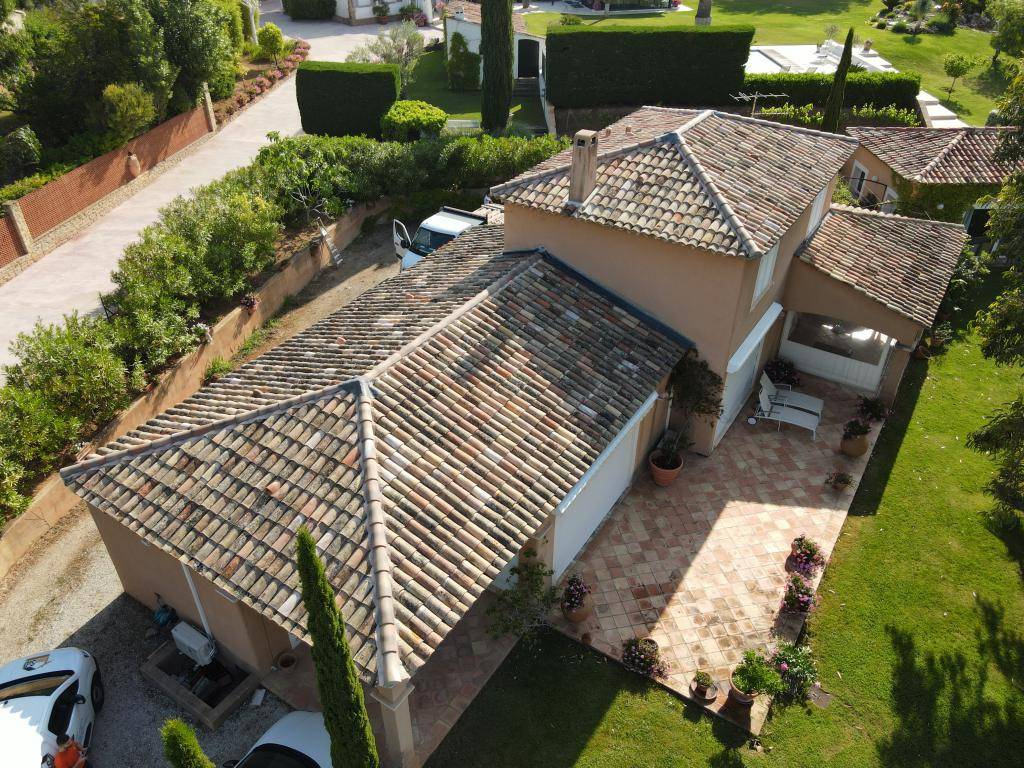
[0,3,438,373]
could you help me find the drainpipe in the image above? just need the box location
[181,562,215,640]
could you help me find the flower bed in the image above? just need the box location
[212,39,311,125]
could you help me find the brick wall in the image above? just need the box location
[0,215,22,269]
[17,107,211,239]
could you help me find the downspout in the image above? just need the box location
[181,562,215,640]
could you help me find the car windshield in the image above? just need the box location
[236,744,321,768]
[409,227,455,256]
[0,672,73,703]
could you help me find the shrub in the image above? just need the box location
[4,313,139,429]
[161,718,215,768]
[0,448,30,522]
[0,126,42,185]
[346,22,425,97]
[789,534,826,577]
[622,638,667,678]
[296,61,400,137]
[731,650,784,696]
[399,2,419,19]
[764,357,801,387]
[927,11,956,32]
[858,396,891,421]
[847,102,921,126]
[892,19,910,32]
[101,83,157,146]
[372,0,390,17]
[487,547,557,641]
[381,100,447,141]
[782,574,816,612]
[282,0,335,19]
[743,71,922,111]
[258,22,285,65]
[843,418,871,439]
[876,19,888,28]
[213,0,245,53]
[447,31,480,90]
[545,24,754,108]
[758,102,821,127]
[771,642,818,703]
[209,58,239,100]
[0,386,82,475]
[204,356,233,382]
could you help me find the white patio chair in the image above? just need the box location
[760,373,824,417]
[750,389,820,439]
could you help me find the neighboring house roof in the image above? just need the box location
[448,2,533,37]
[62,226,686,688]
[847,126,1023,185]
[492,108,858,259]
[796,205,967,327]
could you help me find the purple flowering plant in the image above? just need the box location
[790,534,826,577]
[782,573,816,612]
[622,638,667,678]
[562,573,591,612]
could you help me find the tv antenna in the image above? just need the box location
[730,91,789,118]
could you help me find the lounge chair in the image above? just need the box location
[750,389,820,439]
[759,373,824,417]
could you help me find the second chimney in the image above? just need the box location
[568,129,598,207]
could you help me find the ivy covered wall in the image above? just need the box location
[894,178,997,223]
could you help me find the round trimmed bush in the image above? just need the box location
[381,100,448,141]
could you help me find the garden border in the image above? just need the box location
[0,199,390,580]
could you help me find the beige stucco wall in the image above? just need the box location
[842,146,898,202]
[90,506,294,673]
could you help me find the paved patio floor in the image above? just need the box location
[549,376,879,733]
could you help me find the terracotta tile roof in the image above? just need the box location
[449,1,532,37]
[796,205,967,327]
[62,225,686,686]
[847,126,1023,185]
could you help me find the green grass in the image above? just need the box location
[426,273,1024,767]
[523,0,1004,124]
[407,49,547,128]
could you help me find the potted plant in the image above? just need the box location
[764,357,801,388]
[782,573,816,613]
[788,535,826,576]
[372,1,389,21]
[649,350,723,486]
[240,293,260,314]
[825,471,853,492]
[858,396,890,422]
[622,638,667,678]
[561,573,593,623]
[729,649,783,705]
[691,670,718,703]
[840,418,871,456]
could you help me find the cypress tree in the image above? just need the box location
[295,526,379,768]
[821,28,853,133]
[161,718,215,768]
[481,0,514,131]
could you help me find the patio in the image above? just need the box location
[548,375,879,734]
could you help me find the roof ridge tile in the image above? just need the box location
[916,129,968,182]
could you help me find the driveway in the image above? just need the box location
[0,3,438,373]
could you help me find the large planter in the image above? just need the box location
[840,434,869,457]
[649,450,683,486]
[562,593,593,623]
[728,676,756,705]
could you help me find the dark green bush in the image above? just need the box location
[0,126,41,185]
[0,386,81,475]
[381,100,448,141]
[545,24,754,108]
[296,61,400,137]
[447,31,480,91]
[282,0,335,20]
[0,448,29,522]
[743,71,921,111]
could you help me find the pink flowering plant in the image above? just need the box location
[790,534,826,577]
[782,573,815,612]
[622,638,667,678]
[561,573,591,612]
[771,641,817,703]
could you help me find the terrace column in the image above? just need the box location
[371,680,417,768]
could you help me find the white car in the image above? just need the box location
[0,647,103,767]
[226,711,331,768]
[393,206,489,271]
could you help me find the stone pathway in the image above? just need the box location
[549,377,879,734]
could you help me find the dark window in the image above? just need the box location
[0,672,73,703]
[237,744,321,768]
[46,681,78,736]
[409,227,454,257]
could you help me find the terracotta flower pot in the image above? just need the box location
[840,434,869,457]
[562,593,593,623]
[728,676,756,705]
[690,680,719,704]
[275,650,298,673]
[649,450,683,486]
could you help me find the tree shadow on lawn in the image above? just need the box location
[877,597,1024,766]
[716,0,863,16]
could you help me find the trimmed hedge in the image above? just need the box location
[743,71,922,111]
[545,25,754,108]
[381,100,448,141]
[296,61,400,138]
[282,0,335,20]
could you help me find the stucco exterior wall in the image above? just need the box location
[445,17,542,81]
[842,146,898,202]
[90,505,294,673]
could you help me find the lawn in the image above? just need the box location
[407,49,547,128]
[426,272,1024,767]
[523,0,1005,124]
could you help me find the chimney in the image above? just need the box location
[568,129,598,207]
[454,3,464,19]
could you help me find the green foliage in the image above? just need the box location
[208,57,239,100]
[990,0,1024,62]
[295,527,379,768]
[832,177,857,204]
[743,71,921,111]
[346,22,425,97]
[4,312,139,429]
[161,718,215,768]
[847,102,920,126]
[771,642,818,703]
[975,268,1024,365]
[257,22,285,65]
[994,68,1024,161]
[942,247,990,315]
[968,391,1024,531]
[759,102,822,126]
[0,448,30,523]
[240,0,260,41]
[203,356,233,382]
[381,99,447,141]
[212,0,244,53]
[296,61,400,138]
[481,0,514,130]
[282,0,335,20]
[669,348,723,451]
[822,28,854,133]
[731,649,785,696]
[101,83,157,146]
[0,125,41,185]
[486,547,558,641]
[545,24,753,109]
[446,31,480,91]
[0,166,68,201]
[893,177,995,221]
[943,53,976,96]
[0,386,81,475]
[150,0,235,112]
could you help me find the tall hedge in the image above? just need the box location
[282,0,335,19]
[481,0,514,130]
[743,71,922,112]
[545,25,754,108]
[296,61,400,138]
